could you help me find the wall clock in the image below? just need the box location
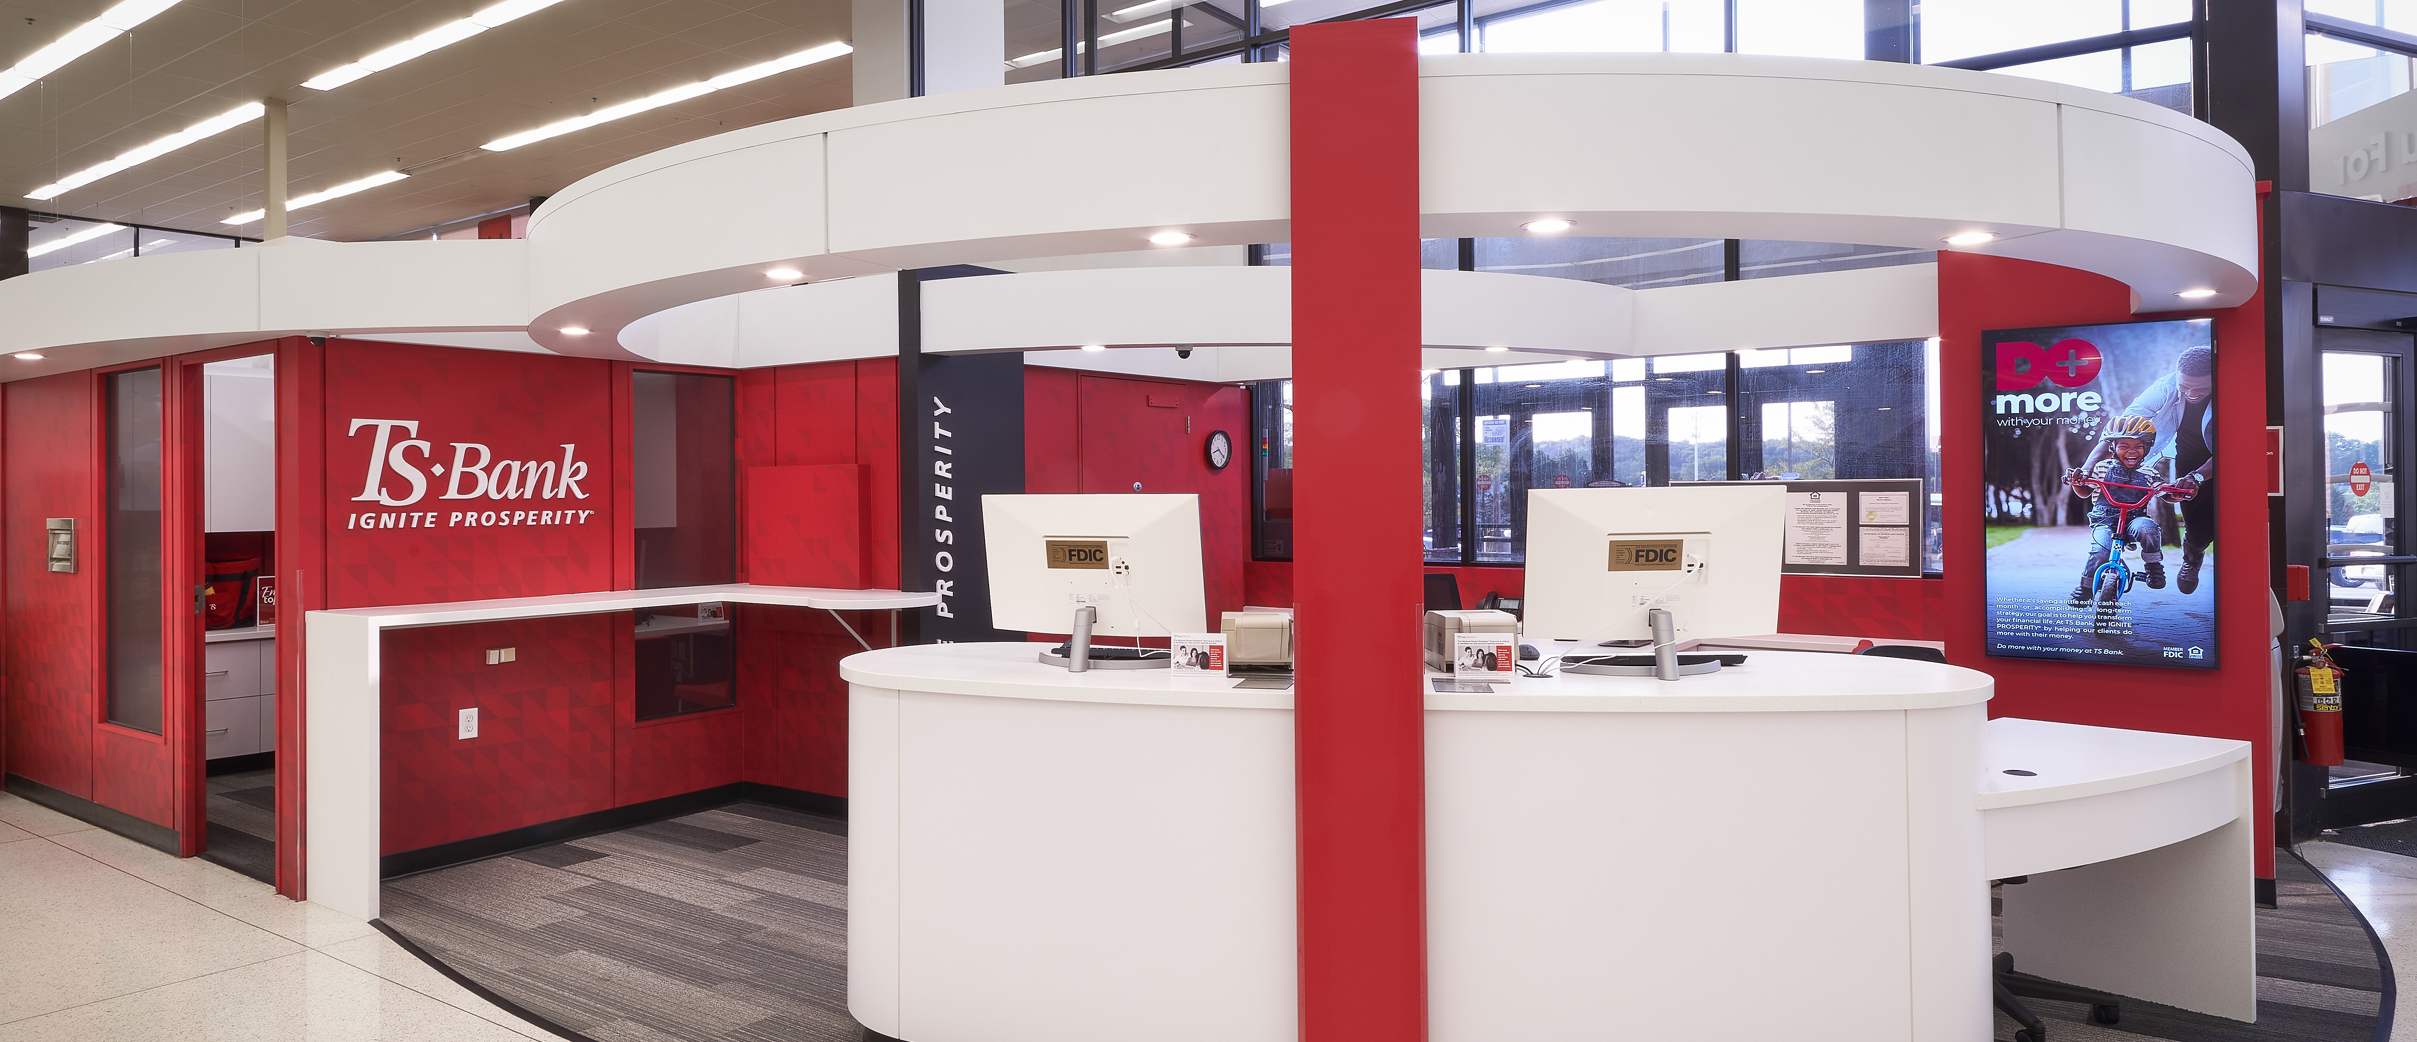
[1205,429,1233,470]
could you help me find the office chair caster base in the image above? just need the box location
[2014,1030,2043,1042]
[2091,1004,2120,1025]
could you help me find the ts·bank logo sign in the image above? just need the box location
[345,419,596,531]
[1994,338,2106,417]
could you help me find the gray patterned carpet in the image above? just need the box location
[380,803,857,1042]
[381,802,2387,1042]
[202,766,277,884]
[1992,852,2388,1042]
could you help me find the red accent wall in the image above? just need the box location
[321,341,614,609]
[380,614,619,853]
[1938,251,2275,877]
[5,372,98,801]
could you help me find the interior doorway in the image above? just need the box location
[189,353,278,883]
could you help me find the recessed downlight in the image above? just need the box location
[13,352,43,361]
[2177,288,2219,299]
[1081,344,1107,352]
[1943,231,1997,246]
[1148,231,1194,246]
[1522,219,1574,234]
[766,268,803,280]
[560,326,590,335]
[1484,346,1510,353]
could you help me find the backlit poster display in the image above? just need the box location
[1982,318,2218,669]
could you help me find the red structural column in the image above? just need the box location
[1288,19,1428,1042]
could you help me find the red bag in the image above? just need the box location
[204,557,260,630]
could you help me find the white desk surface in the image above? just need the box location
[839,641,1993,714]
[312,583,939,628]
[1980,716,2249,810]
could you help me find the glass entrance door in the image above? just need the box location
[2322,331,2416,634]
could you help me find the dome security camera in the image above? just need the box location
[305,330,331,346]
[1177,346,1192,359]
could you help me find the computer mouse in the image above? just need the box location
[1519,644,1539,661]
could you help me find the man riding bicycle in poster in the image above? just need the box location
[2080,345,2218,594]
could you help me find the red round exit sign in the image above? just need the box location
[2352,461,2372,498]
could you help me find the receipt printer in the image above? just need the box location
[1425,609,1518,673]
[1221,610,1294,676]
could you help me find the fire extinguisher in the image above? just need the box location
[2297,638,2347,767]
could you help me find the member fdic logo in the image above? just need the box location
[1606,539,1684,571]
[345,418,596,530]
[1045,540,1111,569]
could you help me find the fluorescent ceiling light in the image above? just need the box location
[222,170,411,225]
[26,102,262,200]
[1942,231,1996,246]
[0,0,183,102]
[2176,288,2219,299]
[1007,18,1179,68]
[26,223,126,258]
[303,0,572,90]
[483,42,850,151]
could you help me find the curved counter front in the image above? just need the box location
[843,642,1996,1042]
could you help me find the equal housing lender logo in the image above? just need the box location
[344,418,596,530]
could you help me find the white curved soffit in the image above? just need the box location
[529,50,2254,357]
[0,237,532,380]
[618,262,1939,372]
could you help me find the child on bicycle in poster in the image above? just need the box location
[2066,415,2174,607]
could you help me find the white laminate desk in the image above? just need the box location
[843,643,2259,1042]
[847,643,2003,1042]
[304,583,940,920]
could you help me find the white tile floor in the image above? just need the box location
[2302,840,2417,1042]
[0,792,557,1042]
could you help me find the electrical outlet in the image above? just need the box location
[458,707,478,740]
[501,647,516,662]
[484,647,517,665]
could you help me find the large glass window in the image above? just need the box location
[1258,342,1939,569]
[107,367,164,734]
[1474,237,1724,289]
[1735,0,1864,59]
[1738,241,1934,279]
[2309,32,2417,202]
[24,215,245,274]
[631,372,737,589]
[1481,0,1724,53]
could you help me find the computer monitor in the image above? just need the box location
[983,494,1207,668]
[1521,486,1784,677]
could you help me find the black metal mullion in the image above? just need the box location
[2307,11,2417,56]
[908,0,927,96]
[1459,374,1477,565]
[1724,0,1738,53]
[1458,0,1474,51]
[1062,0,1081,78]
[1723,352,1744,480]
[1083,0,1100,75]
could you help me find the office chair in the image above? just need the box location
[1423,573,1462,612]
[1854,643,1947,664]
[1994,949,2121,1041]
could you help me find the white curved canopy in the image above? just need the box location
[0,51,2253,379]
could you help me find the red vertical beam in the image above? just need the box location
[273,336,325,899]
[163,358,206,856]
[1289,19,1427,1042]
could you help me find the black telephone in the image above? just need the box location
[1475,592,1523,619]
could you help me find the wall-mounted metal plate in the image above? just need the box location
[44,518,74,573]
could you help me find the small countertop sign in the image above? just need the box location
[1170,633,1225,676]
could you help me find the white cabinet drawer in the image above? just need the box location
[260,693,276,753]
[204,641,260,701]
[205,695,261,760]
[260,638,275,695]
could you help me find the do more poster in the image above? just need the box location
[1983,318,2218,669]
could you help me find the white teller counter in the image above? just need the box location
[842,642,2256,1042]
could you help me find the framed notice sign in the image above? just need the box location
[1676,479,1927,577]
[1982,319,2216,670]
